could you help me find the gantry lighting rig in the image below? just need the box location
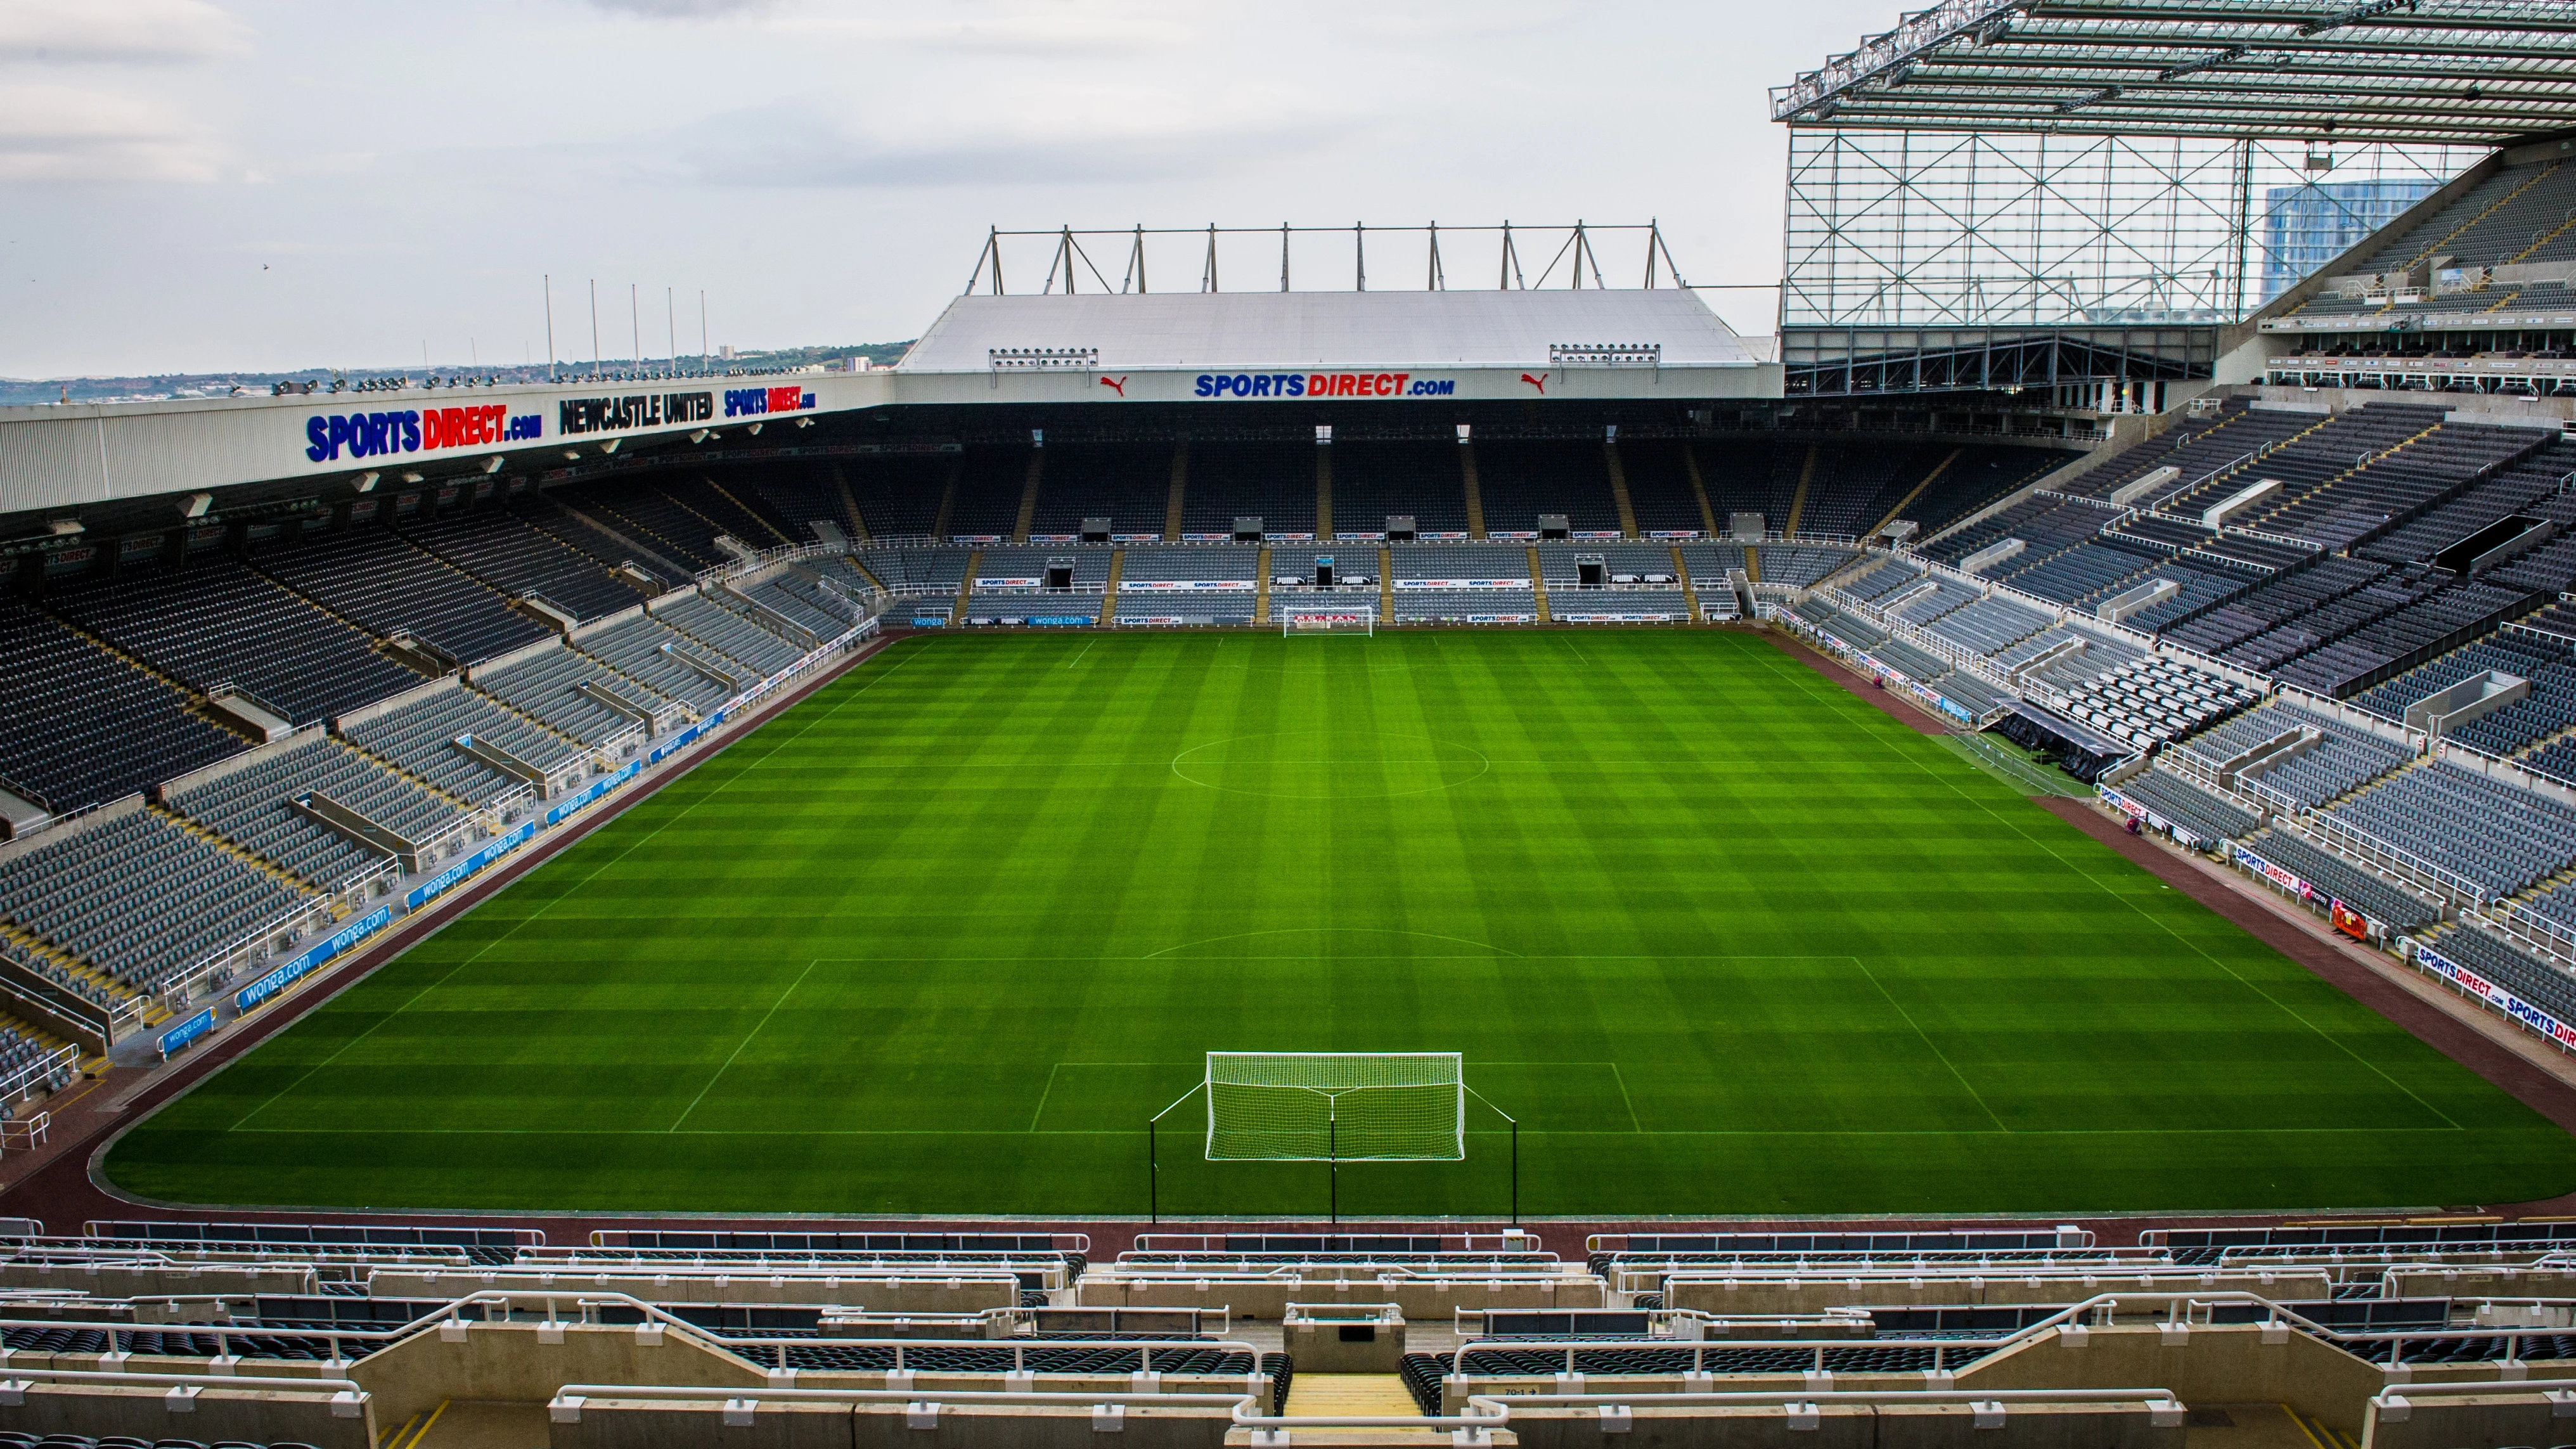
[1768,0,2576,402]
[961,222,1695,297]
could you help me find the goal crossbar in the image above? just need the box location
[1204,1051,1463,1161]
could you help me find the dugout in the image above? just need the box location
[1990,704,2130,783]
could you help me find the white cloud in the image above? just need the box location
[646,88,1337,190]
[775,4,1200,57]
[583,0,780,16]
[0,82,224,181]
[0,0,248,64]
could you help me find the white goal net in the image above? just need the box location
[1282,606,1375,636]
[1204,1052,1464,1161]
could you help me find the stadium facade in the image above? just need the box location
[9,3,2576,1443]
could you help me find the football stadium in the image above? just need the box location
[11,3,2576,1445]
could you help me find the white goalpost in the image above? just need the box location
[1203,1051,1464,1161]
[1281,605,1375,637]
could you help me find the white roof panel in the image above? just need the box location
[896,289,1755,373]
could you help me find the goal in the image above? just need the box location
[1204,1052,1463,1161]
[1282,606,1375,637]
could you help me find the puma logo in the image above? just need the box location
[1520,373,1547,394]
[1100,375,1128,397]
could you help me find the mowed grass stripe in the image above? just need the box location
[106,631,2574,1216]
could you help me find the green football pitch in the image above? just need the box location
[105,628,2575,1218]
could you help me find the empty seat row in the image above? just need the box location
[0,808,311,993]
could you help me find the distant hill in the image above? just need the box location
[0,340,916,408]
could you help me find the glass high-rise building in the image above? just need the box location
[2259,179,2438,304]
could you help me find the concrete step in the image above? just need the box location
[1283,1374,1420,1418]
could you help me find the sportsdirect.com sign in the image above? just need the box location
[304,404,543,461]
[1194,372,1456,399]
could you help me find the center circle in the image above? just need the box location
[1171,730,1489,800]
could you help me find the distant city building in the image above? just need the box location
[2260,179,2438,302]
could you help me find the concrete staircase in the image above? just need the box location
[1684,445,1720,537]
[1782,445,1819,538]
[1604,441,1639,539]
[700,476,794,546]
[0,922,157,1027]
[155,799,340,899]
[1866,447,1963,539]
[1281,1375,1418,1419]
[1012,451,1045,544]
[1097,549,1124,626]
[1460,444,1486,539]
[950,548,984,627]
[831,464,871,543]
[929,459,962,541]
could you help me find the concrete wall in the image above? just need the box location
[2364,1387,2576,1449]
[1948,1322,2466,1440]
[1666,1272,2330,1318]
[1082,1275,1604,1319]
[0,1261,317,1296]
[0,1382,373,1449]
[551,1396,1241,1449]
[1505,1402,2181,1449]
[0,792,147,867]
[350,1319,763,1430]
[366,1268,1019,1312]
[332,672,460,732]
[2388,1265,2576,1298]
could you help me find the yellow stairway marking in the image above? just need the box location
[414,1399,550,1449]
[389,1398,448,1449]
[1603,440,1639,539]
[1283,1375,1419,1418]
[950,548,982,628]
[1254,545,1273,624]
[2513,208,2576,264]
[2405,162,2559,271]
[1783,444,1818,537]
[1671,544,1701,618]
[1867,447,1963,539]
[832,463,871,542]
[1526,545,1549,622]
[1316,447,1334,541]
[1377,545,1394,622]
[1012,449,1045,544]
[1683,444,1719,538]
[930,458,962,541]
[1164,442,1189,542]
[1459,443,1486,539]
[1098,548,1123,626]
[702,475,792,545]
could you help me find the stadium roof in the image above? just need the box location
[896,290,1760,373]
[1773,0,2576,146]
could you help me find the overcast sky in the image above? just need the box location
[0,0,1900,378]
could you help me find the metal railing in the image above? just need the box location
[1450,1289,2576,1384]
[593,722,647,766]
[2297,809,2490,906]
[0,936,146,1034]
[2496,898,2576,966]
[0,1045,79,1107]
[693,540,839,589]
[158,888,339,1010]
